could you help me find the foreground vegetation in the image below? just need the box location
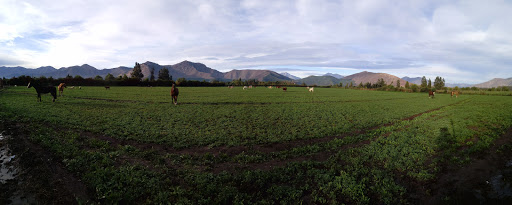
[1,86,511,204]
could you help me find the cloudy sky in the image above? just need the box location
[1,0,511,83]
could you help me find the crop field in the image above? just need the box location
[1,86,512,204]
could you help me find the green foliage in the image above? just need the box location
[434,76,445,90]
[131,62,144,80]
[158,67,170,81]
[105,73,115,81]
[1,86,511,204]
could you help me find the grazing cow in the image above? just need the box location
[105,86,110,90]
[69,86,75,89]
[283,87,287,91]
[58,83,66,96]
[428,90,435,98]
[309,87,314,92]
[277,86,281,88]
[170,83,179,105]
[268,86,273,89]
[27,82,57,102]
[451,91,459,98]
[243,86,248,90]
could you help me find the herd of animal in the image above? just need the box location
[25,82,460,104]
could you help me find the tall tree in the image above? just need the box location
[428,79,432,89]
[405,81,410,89]
[150,67,155,81]
[434,76,445,90]
[376,78,386,87]
[105,73,115,81]
[396,79,400,88]
[94,75,103,80]
[421,76,427,88]
[158,68,170,81]
[131,62,144,80]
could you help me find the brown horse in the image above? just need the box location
[428,90,435,98]
[451,91,459,98]
[58,83,66,96]
[170,84,179,105]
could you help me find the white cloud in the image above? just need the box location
[1,0,511,83]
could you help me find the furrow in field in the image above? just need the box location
[70,99,468,160]
[208,99,469,173]
[61,99,464,174]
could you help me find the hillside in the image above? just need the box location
[473,78,512,88]
[280,72,301,80]
[296,75,352,86]
[401,77,421,85]
[323,73,344,79]
[1,61,292,82]
[344,71,407,87]
[224,70,292,82]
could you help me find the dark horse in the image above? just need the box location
[170,84,179,105]
[27,82,57,102]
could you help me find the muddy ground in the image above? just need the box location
[1,119,511,204]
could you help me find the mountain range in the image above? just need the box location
[473,78,512,88]
[296,75,352,86]
[0,61,292,82]
[1,61,510,88]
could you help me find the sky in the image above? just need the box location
[1,0,512,84]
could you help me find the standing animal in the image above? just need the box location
[243,86,248,90]
[451,91,459,98]
[309,87,314,92]
[27,82,57,102]
[58,83,66,96]
[105,86,110,90]
[283,87,287,91]
[170,83,179,105]
[428,91,435,98]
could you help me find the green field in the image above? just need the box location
[1,86,511,204]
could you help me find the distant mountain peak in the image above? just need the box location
[473,77,512,88]
[280,72,301,80]
[323,73,344,79]
[344,71,406,87]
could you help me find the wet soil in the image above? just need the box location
[414,127,512,204]
[0,121,92,204]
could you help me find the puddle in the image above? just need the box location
[479,161,512,202]
[0,130,37,204]
[0,131,17,184]
[506,160,512,167]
